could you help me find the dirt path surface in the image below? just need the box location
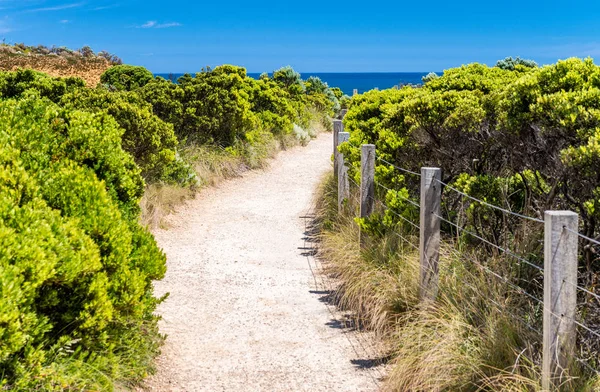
[143,133,381,392]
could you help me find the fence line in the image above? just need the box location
[331,137,600,389]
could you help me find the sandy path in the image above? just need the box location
[143,133,380,392]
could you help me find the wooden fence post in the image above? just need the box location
[419,167,441,301]
[359,144,376,245]
[337,132,350,213]
[542,211,579,390]
[333,120,343,178]
[340,109,348,119]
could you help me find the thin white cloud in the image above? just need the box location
[137,20,181,29]
[24,2,85,13]
[59,19,69,23]
[92,3,119,11]
[140,20,156,28]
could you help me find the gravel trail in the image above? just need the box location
[142,133,381,392]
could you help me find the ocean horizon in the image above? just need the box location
[154,72,432,96]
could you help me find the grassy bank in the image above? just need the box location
[315,174,600,391]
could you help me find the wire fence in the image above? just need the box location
[336,151,600,384]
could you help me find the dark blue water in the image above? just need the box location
[154,72,430,96]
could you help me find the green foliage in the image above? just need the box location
[0,97,165,389]
[305,76,328,94]
[171,65,257,145]
[272,66,305,95]
[61,88,191,184]
[100,65,155,91]
[495,56,538,71]
[0,69,85,102]
[330,87,344,100]
[421,71,439,83]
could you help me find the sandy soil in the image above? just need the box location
[142,133,383,391]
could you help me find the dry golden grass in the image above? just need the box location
[0,53,111,86]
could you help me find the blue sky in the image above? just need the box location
[0,0,599,73]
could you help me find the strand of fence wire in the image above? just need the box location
[539,288,600,374]
[555,227,600,353]
[432,212,544,272]
[562,277,600,304]
[440,244,544,306]
[393,231,420,252]
[572,316,600,340]
[374,181,420,208]
[442,234,600,375]
[435,178,545,224]
[563,227,600,305]
[459,277,543,336]
[564,227,600,247]
[301,203,384,388]
[376,157,421,177]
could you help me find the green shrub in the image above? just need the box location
[61,88,192,184]
[175,66,258,145]
[0,97,165,389]
[0,69,85,103]
[100,65,155,91]
[138,76,185,127]
[272,66,305,95]
[496,56,538,71]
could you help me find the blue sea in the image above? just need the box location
[154,72,430,96]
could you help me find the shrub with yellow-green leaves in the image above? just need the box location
[61,87,193,184]
[0,97,165,390]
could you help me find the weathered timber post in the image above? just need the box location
[340,109,348,119]
[337,132,350,213]
[353,88,358,96]
[359,144,376,245]
[333,120,343,178]
[419,167,441,301]
[542,211,579,391]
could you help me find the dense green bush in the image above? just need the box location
[0,97,165,389]
[174,66,258,145]
[100,64,154,91]
[0,69,85,102]
[61,88,191,183]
